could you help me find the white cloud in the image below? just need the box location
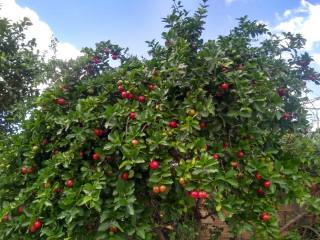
[225,0,237,5]
[274,0,320,53]
[0,0,81,60]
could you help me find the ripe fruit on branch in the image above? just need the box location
[237,150,245,158]
[94,128,104,137]
[198,191,208,199]
[277,87,286,97]
[92,153,100,161]
[118,85,124,92]
[126,92,134,100]
[129,112,136,120]
[219,82,230,91]
[212,153,219,160]
[148,84,156,91]
[282,112,290,121]
[131,139,139,145]
[65,179,74,188]
[17,206,24,215]
[168,121,177,128]
[121,172,129,181]
[191,191,199,199]
[27,167,33,174]
[21,166,28,175]
[260,212,270,222]
[138,95,145,103]
[223,143,228,149]
[31,219,42,231]
[255,172,262,181]
[111,53,118,60]
[159,185,167,193]
[256,188,265,196]
[231,161,239,169]
[153,186,160,193]
[149,160,159,170]
[121,91,127,98]
[199,121,206,129]
[80,151,85,158]
[263,180,271,189]
[56,98,65,106]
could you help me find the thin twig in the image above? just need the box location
[280,212,307,233]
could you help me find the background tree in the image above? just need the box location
[0,1,319,239]
[0,17,44,134]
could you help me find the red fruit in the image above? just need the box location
[21,166,28,175]
[2,214,9,221]
[92,153,100,161]
[30,224,37,233]
[149,160,159,170]
[42,138,49,145]
[80,151,85,158]
[56,98,65,106]
[168,121,177,128]
[94,128,104,137]
[199,121,206,129]
[138,95,145,103]
[129,112,136,120]
[261,212,270,222]
[263,180,271,189]
[215,92,223,98]
[118,85,124,92]
[148,84,156,91]
[212,153,219,160]
[223,143,228,149]
[198,191,208,199]
[282,112,290,120]
[237,150,245,158]
[205,144,209,152]
[18,206,24,214]
[27,167,33,174]
[65,179,74,188]
[126,92,134,100]
[121,91,127,98]
[219,82,229,91]
[277,87,286,97]
[153,186,160,193]
[33,219,42,229]
[256,188,265,196]
[191,191,199,199]
[255,172,262,181]
[112,53,118,60]
[121,172,129,180]
[231,161,239,169]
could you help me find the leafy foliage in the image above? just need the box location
[0,1,319,239]
[0,17,44,134]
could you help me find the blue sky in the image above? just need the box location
[11,0,320,59]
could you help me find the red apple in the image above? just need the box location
[27,167,33,174]
[94,128,104,137]
[282,112,290,120]
[121,91,127,98]
[153,186,160,193]
[138,95,145,103]
[126,92,134,100]
[256,188,265,196]
[168,121,177,128]
[56,98,65,106]
[33,219,42,229]
[191,191,199,199]
[80,151,85,158]
[198,191,208,199]
[237,150,245,158]
[92,153,100,161]
[261,212,270,222]
[121,172,129,181]
[18,206,24,214]
[212,153,219,160]
[149,160,159,170]
[219,82,229,91]
[223,143,228,149]
[148,84,156,91]
[65,179,74,188]
[129,112,136,120]
[21,166,28,175]
[255,172,262,181]
[199,121,206,129]
[263,180,271,189]
[112,53,118,60]
[277,87,286,97]
[2,214,9,221]
[118,85,124,92]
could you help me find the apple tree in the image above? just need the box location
[0,1,319,239]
